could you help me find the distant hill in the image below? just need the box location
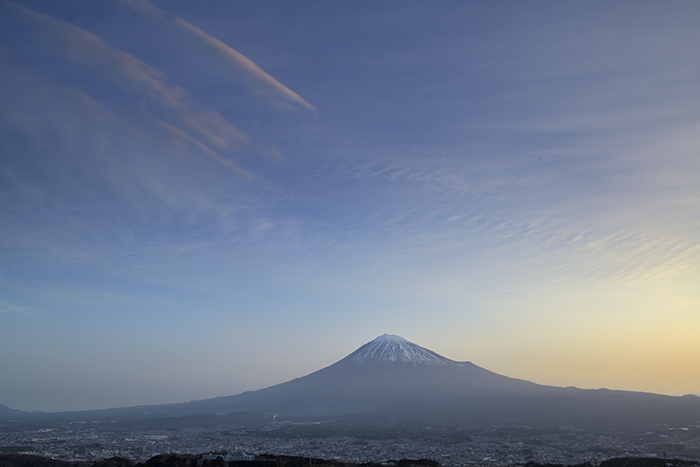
[0,404,24,415]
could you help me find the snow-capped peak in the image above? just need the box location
[350,334,456,366]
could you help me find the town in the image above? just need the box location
[2,421,699,467]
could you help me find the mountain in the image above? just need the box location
[154,334,550,419]
[177,334,699,427]
[4,334,700,429]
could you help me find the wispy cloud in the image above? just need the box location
[121,0,315,110]
[3,2,249,172]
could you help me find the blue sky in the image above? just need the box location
[1,0,699,412]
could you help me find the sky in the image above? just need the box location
[1,0,699,412]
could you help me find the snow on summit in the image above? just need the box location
[350,334,457,366]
